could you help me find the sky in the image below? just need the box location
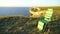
[0,0,60,7]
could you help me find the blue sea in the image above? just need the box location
[0,7,30,16]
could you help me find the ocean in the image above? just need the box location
[0,7,30,16]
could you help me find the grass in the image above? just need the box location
[0,16,60,34]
